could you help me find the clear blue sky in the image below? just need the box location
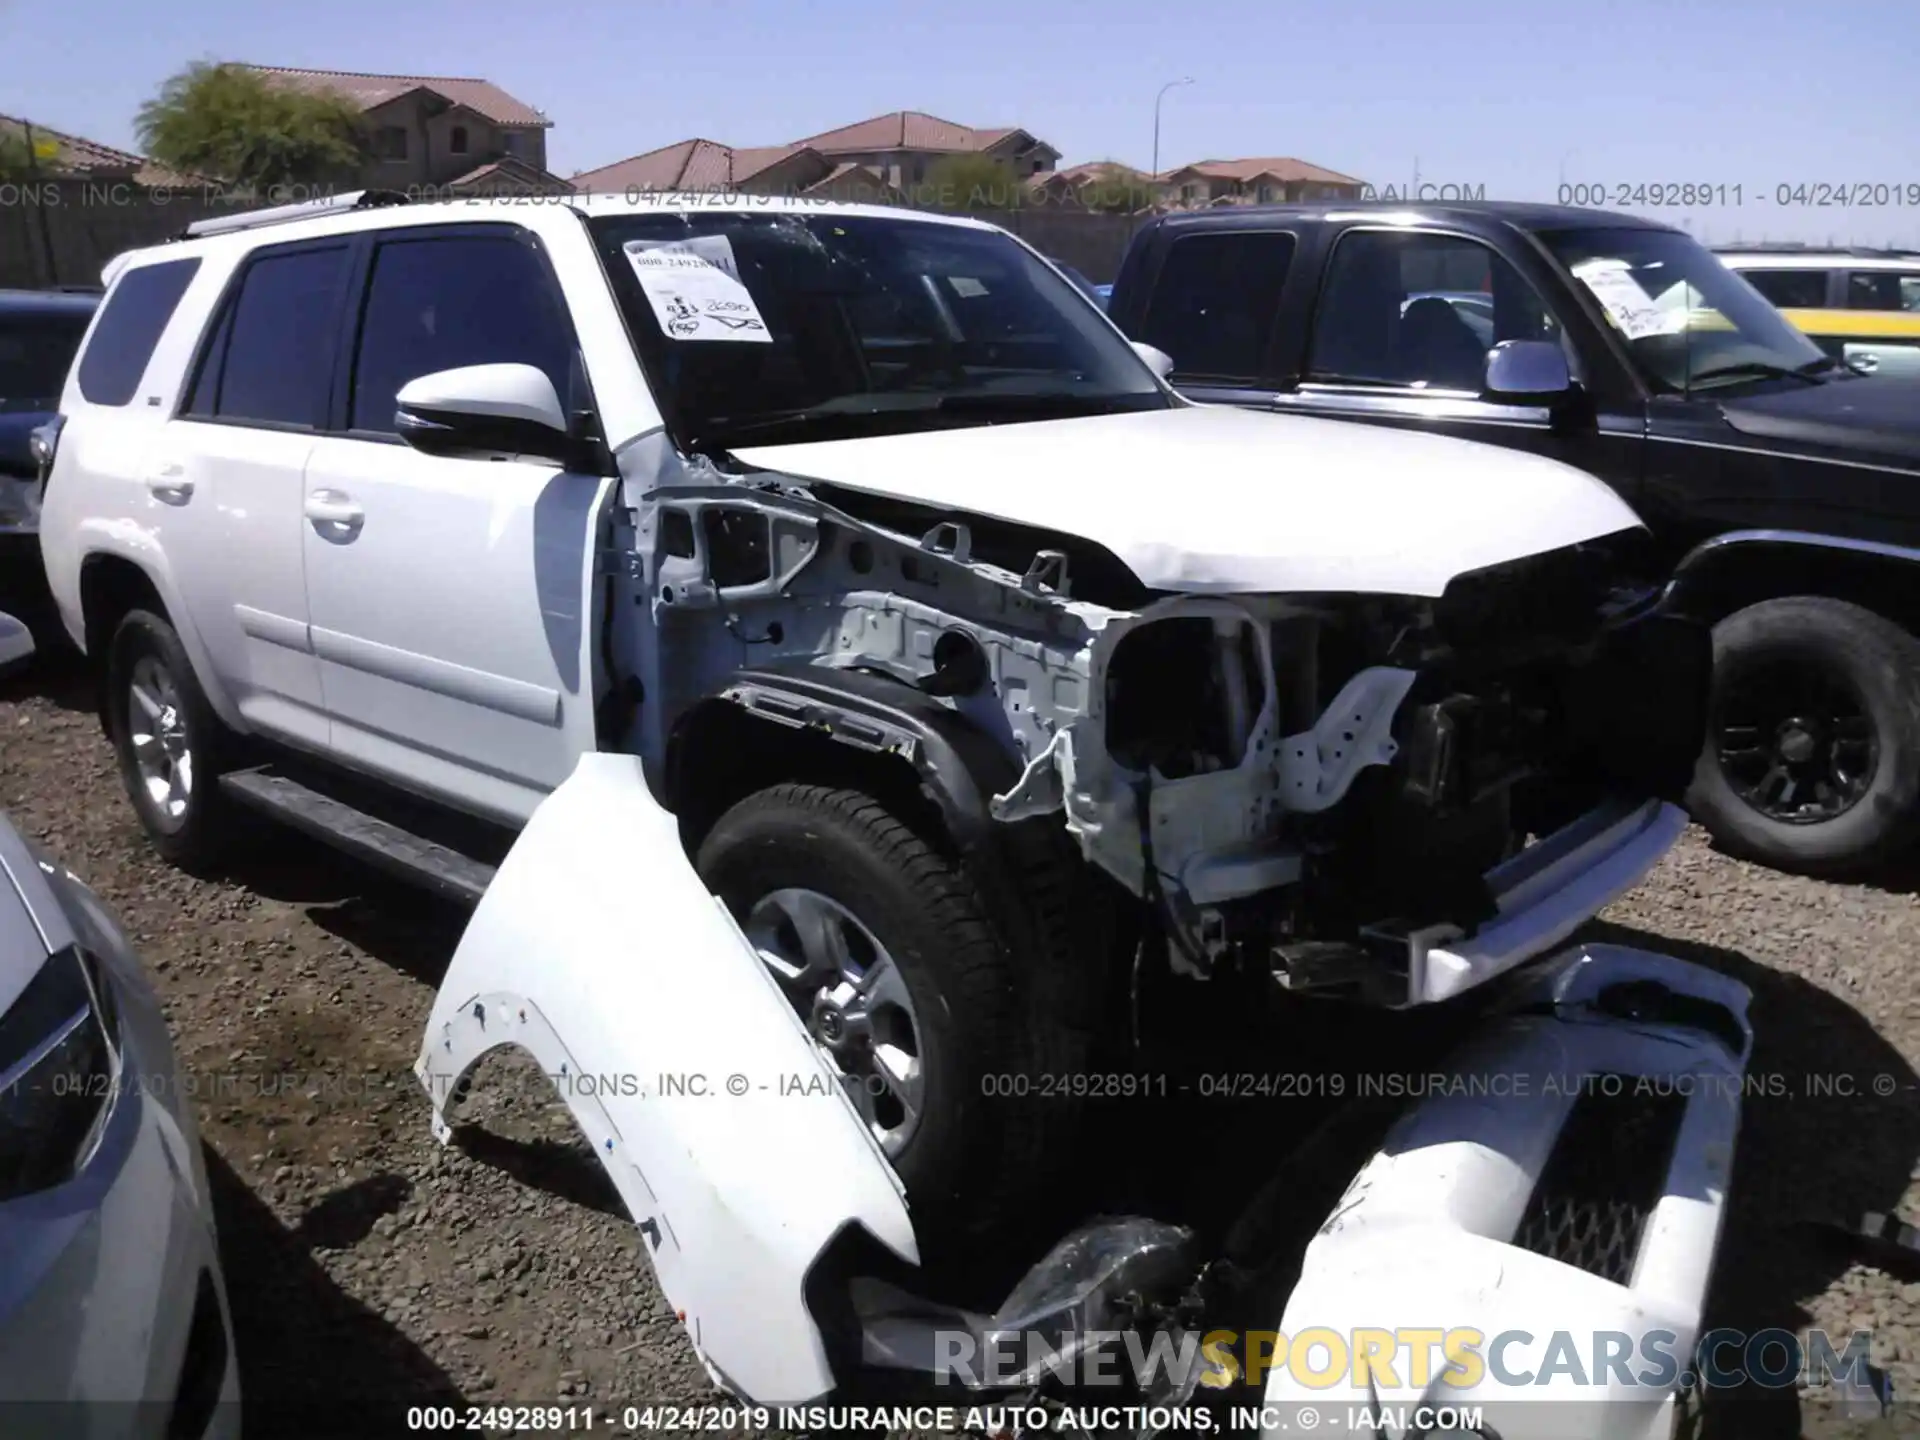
[8,0,1917,246]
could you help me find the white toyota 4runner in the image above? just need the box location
[38,190,1748,1433]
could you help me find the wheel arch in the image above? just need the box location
[664,661,1127,1059]
[1667,529,1920,635]
[76,548,242,733]
[663,662,1024,858]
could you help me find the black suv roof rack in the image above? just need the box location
[176,188,412,241]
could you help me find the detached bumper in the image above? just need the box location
[1264,943,1752,1440]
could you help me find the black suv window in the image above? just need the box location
[205,245,351,428]
[0,306,92,414]
[1308,230,1558,392]
[1139,231,1294,383]
[1740,269,1830,309]
[348,231,574,435]
[76,259,199,407]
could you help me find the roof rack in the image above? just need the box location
[177,188,413,241]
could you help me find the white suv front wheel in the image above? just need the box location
[106,609,236,868]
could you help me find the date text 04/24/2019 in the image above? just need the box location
[1557,182,1920,208]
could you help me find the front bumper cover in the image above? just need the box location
[1262,942,1753,1440]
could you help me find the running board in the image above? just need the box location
[219,766,497,905]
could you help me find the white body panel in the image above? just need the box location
[733,405,1643,597]
[165,422,328,749]
[416,753,918,1402]
[299,436,613,824]
[1265,944,1753,1440]
[1414,799,1689,1003]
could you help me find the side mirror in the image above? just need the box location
[0,611,36,681]
[1484,340,1573,403]
[395,364,572,463]
[1131,341,1176,381]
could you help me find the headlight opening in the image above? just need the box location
[0,946,121,1198]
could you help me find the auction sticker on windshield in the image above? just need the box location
[1571,258,1686,340]
[623,237,771,343]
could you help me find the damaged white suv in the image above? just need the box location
[41,191,1748,1433]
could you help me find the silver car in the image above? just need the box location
[0,617,240,1439]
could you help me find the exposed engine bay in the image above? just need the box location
[602,440,1711,1010]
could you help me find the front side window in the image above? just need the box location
[1307,230,1558,391]
[1138,230,1295,384]
[1738,268,1830,310]
[0,307,93,413]
[587,210,1168,451]
[209,245,350,428]
[1539,227,1829,393]
[348,231,574,435]
[76,258,199,407]
[1847,270,1920,312]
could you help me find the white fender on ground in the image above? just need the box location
[415,752,919,1404]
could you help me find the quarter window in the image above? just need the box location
[347,231,574,435]
[1738,269,1830,309]
[75,258,200,407]
[210,245,351,428]
[1308,230,1557,391]
[1138,230,1295,383]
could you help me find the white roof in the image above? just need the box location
[102,190,1006,284]
[1720,251,1920,271]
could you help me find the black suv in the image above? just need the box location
[0,287,97,604]
[1107,202,1920,878]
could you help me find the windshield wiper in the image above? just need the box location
[930,391,1143,417]
[1686,360,1828,389]
[688,389,1152,450]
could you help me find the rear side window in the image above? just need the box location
[347,231,573,435]
[1138,231,1295,383]
[75,258,199,407]
[1847,270,1920,311]
[204,244,351,429]
[1739,269,1829,309]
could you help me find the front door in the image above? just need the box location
[299,225,611,825]
[1267,227,1645,501]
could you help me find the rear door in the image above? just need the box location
[1266,224,1645,498]
[167,240,350,748]
[299,223,612,825]
[1832,267,1920,377]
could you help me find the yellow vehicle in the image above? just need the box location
[1717,248,1920,377]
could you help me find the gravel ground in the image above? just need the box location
[5,651,1920,1440]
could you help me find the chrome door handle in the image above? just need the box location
[145,468,193,504]
[305,490,364,529]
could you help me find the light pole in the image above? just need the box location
[1151,77,1194,191]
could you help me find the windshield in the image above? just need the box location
[1538,227,1830,392]
[0,308,91,414]
[587,210,1168,450]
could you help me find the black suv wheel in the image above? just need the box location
[1689,596,1920,876]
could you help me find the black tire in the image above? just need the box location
[1687,596,1920,877]
[694,781,1082,1277]
[105,608,238,868]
